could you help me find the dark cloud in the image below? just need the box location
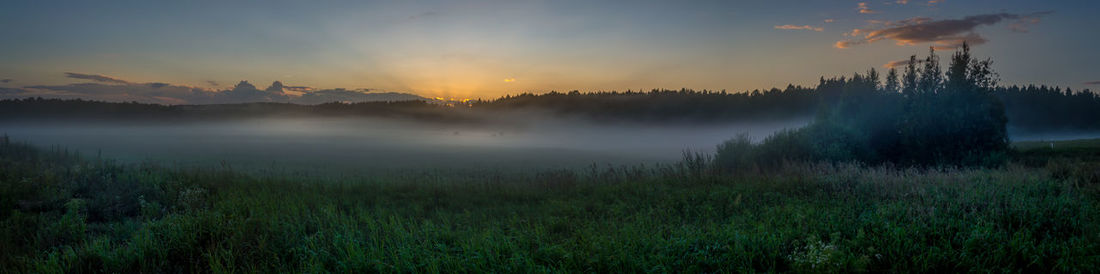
[1084,81,1100,85]
[836,12,1051,50]
[206,80,219,87]
[147,82,170,88]
[64,72,130,84]
[231,81,257,92]
[1,79,12,83]
[263,81,311,92]
[211,80,287,104]
[265,81,285,93]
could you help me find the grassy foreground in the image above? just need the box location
[1,137,1099,272]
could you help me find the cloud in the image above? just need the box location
[1084,81,1100,85]
[259,80,312,92]
[774,24,824,32]
[28,83,204,97]
[1008,16,1044,32]
[896,0,909,4]
[295,89,423,105]
[207,80,289,104]
[1,79,12,84]
[824,19,835,23]
[5,71,427,105]
[883,58,924,68]
[64,72,130,84]
[927,32,987,50]
[265,81,286,93]
[864,17,932,28]
[835,12,1050,49]
[927,0,943,5]
[503,78,516,83]
[857,2,877,14]
[284,86,313,92]
[206,80,219,87]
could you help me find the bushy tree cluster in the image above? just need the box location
[720,43,1011,168]
[898,44,1008,166]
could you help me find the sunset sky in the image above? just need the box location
[1,0,1096,103]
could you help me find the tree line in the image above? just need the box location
[0,50,1096,134]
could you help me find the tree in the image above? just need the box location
[946,43,973,92]
[901,55,919,97]
[884,67,900,93]
[917,47,942,95]
[867,68,881,90]
[900,43,1008,167]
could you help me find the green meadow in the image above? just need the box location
[2,136,1098,273]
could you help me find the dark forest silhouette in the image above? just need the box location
[2,81,1095,132]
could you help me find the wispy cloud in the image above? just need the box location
[206,80,219,87]
[295,89,421,105]
[836,12,1050,49]
[775,24,824,32]
[1008,16,1043,32]
[896,0,909,4]
[284,86,313,92]
[857,2,877,14]
[1084,81,1100,85]
[64,72,130,84]
[824,19,835,23]
[883,58,924,68]
[0,79,12,84]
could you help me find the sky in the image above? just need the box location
[0,0,1097,104]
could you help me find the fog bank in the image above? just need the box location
[1,117,810,174]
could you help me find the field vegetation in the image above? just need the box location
[2,135,1099,272]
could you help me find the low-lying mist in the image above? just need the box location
[1,116,810,174]
[1007,128,1100,143]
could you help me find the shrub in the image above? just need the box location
[714,134,755,172]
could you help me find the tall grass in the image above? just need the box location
[1,139,1098,272]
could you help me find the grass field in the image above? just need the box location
[2,136,1099,272]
